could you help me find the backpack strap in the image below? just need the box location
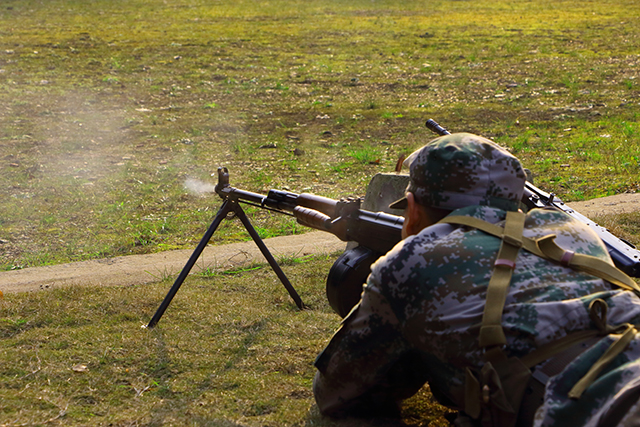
[440,215,640,295]
[452,211,531,427]
[536,235,640,295]
[478,211,525,348]
[440,215,544,258]
[441,211,640,420]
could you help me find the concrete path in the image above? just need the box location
[1,193,639,294]
[0,232,344,294]
[568,193,640,217]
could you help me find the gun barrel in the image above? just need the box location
[216,168,339,218]
[215,167,403,251]
[266,190,339,218]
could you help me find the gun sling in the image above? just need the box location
[440,213,640,426]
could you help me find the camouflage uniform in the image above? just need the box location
[313,134,640,426]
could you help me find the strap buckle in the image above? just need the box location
[494,258,516,269]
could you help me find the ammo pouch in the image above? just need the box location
[440,211,640,427]
[464,354,531,427]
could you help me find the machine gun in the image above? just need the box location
[146,166,404,327]
[147,121,640,326]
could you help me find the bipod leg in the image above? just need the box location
[233,203,306,310]
[146,200,234,329]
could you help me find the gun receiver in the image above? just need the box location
[425,119,640,277]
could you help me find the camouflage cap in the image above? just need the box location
[390,133,526,211]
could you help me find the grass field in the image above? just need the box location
[0,255,454,427]
[1,0,639,268]
[1,0,640,425]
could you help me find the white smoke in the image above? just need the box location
[184,178,216,196]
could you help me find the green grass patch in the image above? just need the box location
[1,1,639,422]
[0,255,453,426]
[2,0,640,268]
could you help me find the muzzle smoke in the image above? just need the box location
[184,178,216,196]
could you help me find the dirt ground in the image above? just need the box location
[1,193,639,295]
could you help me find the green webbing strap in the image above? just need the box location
[442,213,640,402]
[568,298,639,399]
[478,211,525,348]
[519,298,638,399]
[568,325,637,399]
[461,212,528,425]
[519,297,626,370]
[536,235,640,295]
[440,216,640,296]
[519,329,599,369]
[441,215,544,258]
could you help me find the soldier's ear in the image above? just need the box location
[402,192,422,238]
[403,193,449,239]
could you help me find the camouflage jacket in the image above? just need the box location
[313,205,640,426]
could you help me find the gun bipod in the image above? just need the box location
[146,197,305,329]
